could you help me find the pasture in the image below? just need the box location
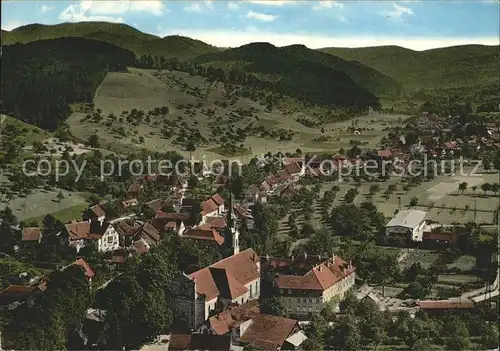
[67,68,408,161]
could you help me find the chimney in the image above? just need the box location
[349,260,352,269]
[332,253,335,262]
[304,253,307,259]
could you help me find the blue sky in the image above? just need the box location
[2,1,499,50]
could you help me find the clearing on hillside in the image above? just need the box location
[67,68,409,161]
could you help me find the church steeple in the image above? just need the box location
[226,182,239,254]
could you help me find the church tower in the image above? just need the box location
[227,189,239,255]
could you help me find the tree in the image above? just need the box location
[480,182,491,196]
[260,296,286,317]
[471,185,477,194]
[87,134,100,149]
[344,188,359,204]
[32,140,47,154]
[458,181,468,194]
[369,183,380,195]
[443,316,470,351]
[483,159,491,171]
[481,323,499,349]
[409,197,418,207]
[491,183,499,195]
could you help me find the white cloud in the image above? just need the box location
[1,20,29,31]
[40,5,55,14]
[339,16,348,23]
[159,28,499,51]
[313,1,344,10]
[246,10,277,22]
[386,3,414,20]
[184,1,213,13]
[246,1,293,6]
[184,3,202,12]
[59,0,165,23]
[59,4,124,22]
[228,2,239,10]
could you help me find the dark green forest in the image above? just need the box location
[1,38,136,130]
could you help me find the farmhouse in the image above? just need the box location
[64,220,120,253]
[171,248,261,330]
[385,209,427,242]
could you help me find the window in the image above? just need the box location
[107,236,114,244]
[250,284,253,297]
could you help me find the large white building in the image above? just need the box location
[171,249,261,331]
[385,209,427,242]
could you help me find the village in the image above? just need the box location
[1,111,498,350]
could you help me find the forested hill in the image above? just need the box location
[193,42,384,110]
[2,22,219,59]
[1,38,136,130]
[320,44,499,90]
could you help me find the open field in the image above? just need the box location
[67,68,409,161]
[1,114,52,144]
[0,189,88,222]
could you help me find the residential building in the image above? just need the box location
[264,253,356,319]
[84,204,106,224]
[64,220,120,253]
[385,210,427,242]
[22,227,42,243]
[208,301,305,351]
[171,248,261,330]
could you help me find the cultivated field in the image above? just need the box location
[67,68,408,161]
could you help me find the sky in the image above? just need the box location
[1,0,499,50]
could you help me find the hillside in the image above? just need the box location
[320,45,499,90]
[1,37,136,130]
[193,42,387,110]
[2,22,219,59]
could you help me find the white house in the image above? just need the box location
[385,209,427,242]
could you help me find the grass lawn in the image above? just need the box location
[24,203,89,225]
[1,114,51,144]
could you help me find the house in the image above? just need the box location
[0,284,44,309]
[211,194,226,214]
[22,227,42,243]
[182,224,225,246]
[208,301,304,351]
[144,199,163,213]
[171,248,261,330]
[385,210,427,242]
[132,221,161,251]
[113,219,141,246]
[64,220,120,253]
[84,204,106,223]
[417,298,474,315]
[168,333,231,351]
[245,185,261,203]
[154,211,188,235]
[238,314,300,350]
[73,258,95,283]
[121,198,139,209]
[284,161,303,180]
[128,181,143,197]
[277,169,291,183]
[269,254,356,319]
[201,199,219,221]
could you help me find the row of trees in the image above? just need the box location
[458,181,500,196]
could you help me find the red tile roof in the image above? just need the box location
[284,162,302,176]
[378,149,393,158]
[240,314,298,351]
[134,222,160,246]
[182,224,225,246]
[74,258,95,278]
[202,199,219,216]
[210,300,261,335]
[90,204,105,218]
[188,249,260,301]
[276,256,355,291]
[22,227,42,242]
[145,199,163,212]
[206,216,227,229]
[155,211,189,221]
[418,299,474,310]
[277,169,290,181]
[423,232,457,243]
[211,193,225,206]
